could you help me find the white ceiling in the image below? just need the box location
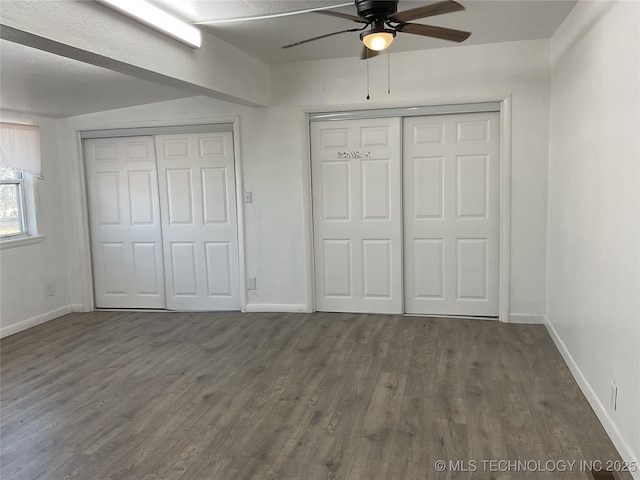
[154,0,578,64]
[0,40,196,118]
[0,0,577,118]
[153,0,347,23]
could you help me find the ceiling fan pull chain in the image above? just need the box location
[366,51,371,100]
[387,50,391,94]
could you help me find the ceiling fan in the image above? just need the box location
[282,0,471,59]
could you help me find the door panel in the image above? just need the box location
[128,171,154,225]
[205,242,232,296]
[202,168,229,223]
[362,239,391,298]
[413,239,444,299]
[170,242,198,296]
[101,243,127,294]
[321,162,350,220]
[404,112,500,316]
[322,239,352,297]
[165,169,193,224]
[85,136,166,309]
[311,118,402,314]
[132,242,161,295]
[156,132,240,311]
[457,155,489,218]
[456,238,489,299]
[413,157,444,218]
[95,172,121,224]
[362,159,391,219]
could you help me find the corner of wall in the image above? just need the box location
[544,316,640,479]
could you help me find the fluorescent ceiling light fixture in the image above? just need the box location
[96,0,202,48]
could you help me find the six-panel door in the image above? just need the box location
[403,112,500,316]
[84,136,166,309]
[311,118,403,314]
[155,132,241,311]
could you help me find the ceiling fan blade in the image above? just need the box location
[194,3,352,25]
[391,0,465,23]
[315,10,368,24]
[361,46,380,60]
[396,23,471,42]
[283,28,362,48]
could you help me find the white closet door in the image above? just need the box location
[155,132,240,311]
[311,118,403,314]
[84,136,166,309]
[404,112,500,316]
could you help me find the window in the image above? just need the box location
[0,122,42,247]
[0,165,27,238]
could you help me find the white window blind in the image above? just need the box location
[0,122,42,177]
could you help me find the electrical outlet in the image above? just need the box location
[610,382,618,411]
[243,191,253,203]
[247,277,256,290]
[45,282,55,297]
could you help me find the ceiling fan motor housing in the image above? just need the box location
[355,0,399,20]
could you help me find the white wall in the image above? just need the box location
[547,0,639,473]
[59,38,552,318]
[0,112,75,336]
[270,38,551,317]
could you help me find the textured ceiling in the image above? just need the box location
[0,1,578,118]
[0,40,195,118]
[153,0,578,64]
[151,1,348,23]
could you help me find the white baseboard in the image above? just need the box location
[544,318,640,480]
[244,303,310,313]
[509,313,547,324]
[71,304,86,312]
[1,305,73,339]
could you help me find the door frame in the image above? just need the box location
[69,116,247,312]
[301,96,512,322]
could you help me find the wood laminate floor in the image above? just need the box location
[0,312,632,480]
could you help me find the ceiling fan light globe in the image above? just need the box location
[362,31,395,51]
